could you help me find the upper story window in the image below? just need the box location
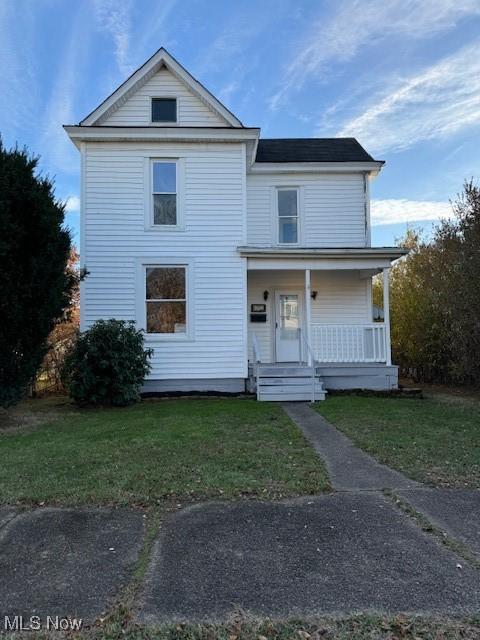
[151,98,177,123]
[152,161,177,225]
[145,266,187,334]
[277,188,299,244]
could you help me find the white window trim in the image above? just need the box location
[136,258,195,342]
[149,96,179,125]
[144,157,185,231]
[274,186,302,246]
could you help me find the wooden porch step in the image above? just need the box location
[260,384,325,395]
[254,365,326,402]
[259,376,324,386]
[260,390,327,402]
[258,366,315,377]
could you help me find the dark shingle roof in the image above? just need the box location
[255,138,377,163]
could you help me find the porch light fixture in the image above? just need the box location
[311,291,318,300]
[263,290,269,301]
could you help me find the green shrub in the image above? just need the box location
[63,320,152,406]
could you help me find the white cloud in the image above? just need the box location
[93,0,134,76]
[371,199,452,226]
[336,42,480,154]
[269,0,480,110]
[65,196,80,212]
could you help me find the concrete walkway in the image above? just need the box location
[399,488,480,557]
[282,402,420,491]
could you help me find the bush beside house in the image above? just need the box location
[62,319,153,406]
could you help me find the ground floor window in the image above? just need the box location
[145,266,187,334]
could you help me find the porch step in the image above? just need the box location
[258,366,316,377]
[255,364,326,402]
[259,377,325,388]
[261,392,326,401]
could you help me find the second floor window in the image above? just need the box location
[153,161,177,225]
[277,188,299,244]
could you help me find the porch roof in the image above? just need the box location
[238,246,407,271]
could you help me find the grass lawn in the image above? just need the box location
[0,397,328,506]
[315,393,480,487]
[95,613,480,640]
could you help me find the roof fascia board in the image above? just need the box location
[237,246,408,260]
[80,48,243,128]
[249,161,384,175]
[64,125,260,148]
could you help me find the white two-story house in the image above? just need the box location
[65,48,406,401]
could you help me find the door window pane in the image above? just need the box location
[279,295,299,338]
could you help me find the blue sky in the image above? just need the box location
[2,0,479,247]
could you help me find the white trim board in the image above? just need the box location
[250,161,384,176]
[64,125,260,146]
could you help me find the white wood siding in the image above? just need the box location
[247,270,370,362]
[247,173,366,247]
[82,141,247,380]
[100,68,228,127]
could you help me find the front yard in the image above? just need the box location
[315,392,480,487]
[0,397,329,506]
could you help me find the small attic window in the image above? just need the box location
[151,98,177,123]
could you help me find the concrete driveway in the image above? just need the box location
[139,492,480,623]
[0,507,144,625]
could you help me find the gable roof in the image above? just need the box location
[255,138,379,163]
[80,47,243,128]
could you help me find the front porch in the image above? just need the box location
[240,247,405,399]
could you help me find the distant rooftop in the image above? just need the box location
[255,138,378,163]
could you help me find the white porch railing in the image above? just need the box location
[252,333,261,400]
[311,323,387,363]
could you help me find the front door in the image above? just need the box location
[275,292,302,362]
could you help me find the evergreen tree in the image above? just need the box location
[0,141,73,406]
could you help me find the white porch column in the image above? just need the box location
[383,267,392,366]
[305,269,312,365]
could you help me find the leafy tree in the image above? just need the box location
[380,181,480,384]
[435,180,480,382]
[0,141,73,406]
[62,319,152,406]
[34,248,80,395]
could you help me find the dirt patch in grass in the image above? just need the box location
[0,396,77,433]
